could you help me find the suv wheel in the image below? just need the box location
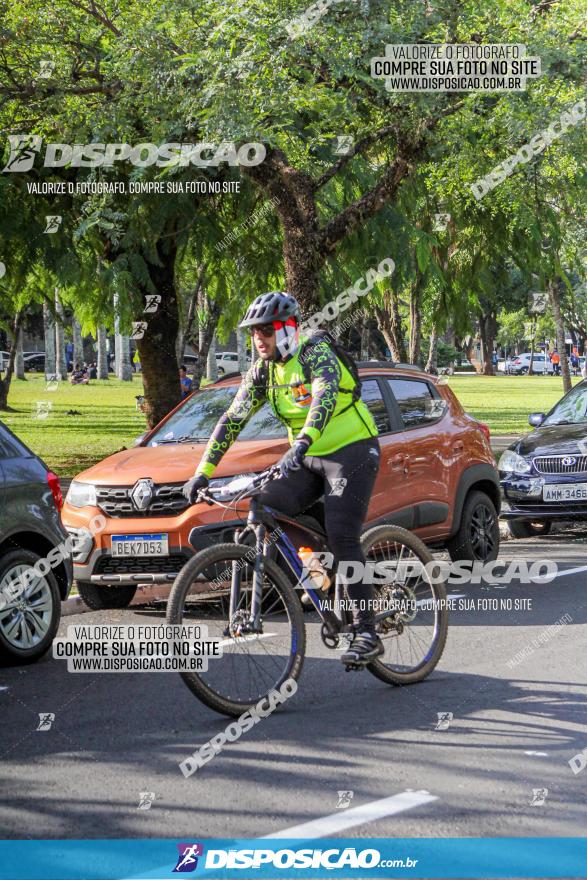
[447,490,500,563]
[508,520,552,539]
[0,549,61,665]
[77,582,137,610]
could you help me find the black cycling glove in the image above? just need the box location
[278,436,311,478]
[182,474,209,504]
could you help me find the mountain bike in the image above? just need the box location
[167,466,449,717]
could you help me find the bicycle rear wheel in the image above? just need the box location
[360,525,448,684]
[167,543,305,717]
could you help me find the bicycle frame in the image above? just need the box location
[232,493,351,637]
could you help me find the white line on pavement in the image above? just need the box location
[547,564,587,580]
[261,790,438,839]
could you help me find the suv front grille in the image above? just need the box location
[95,553,189,575]
[533,455,587,475]
[96,483,188,517]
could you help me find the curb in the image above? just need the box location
[62,583,173,617]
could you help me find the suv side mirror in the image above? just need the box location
[528,412,545,427]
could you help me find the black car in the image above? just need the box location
[0,420,73,664]
[500,379,587,537]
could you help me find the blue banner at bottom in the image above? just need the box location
[0,838,586,880]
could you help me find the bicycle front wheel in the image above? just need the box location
[360,525,448,685]
[167,543,305,717]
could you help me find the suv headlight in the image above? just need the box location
[498,450,532,475]
[66,480,97,508]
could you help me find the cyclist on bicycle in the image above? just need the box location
[182,291,383,666]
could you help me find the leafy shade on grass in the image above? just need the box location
[448,374,581,434]
[0,372,580,478]
[1,375,147,477]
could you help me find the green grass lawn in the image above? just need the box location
[0,371,580,478]
[1,374,147,478]
[448,373,581,434]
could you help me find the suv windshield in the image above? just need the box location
[542,382,587,426]
[147,385,287,444]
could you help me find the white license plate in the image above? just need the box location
[111,534,169,556]
[543,483,587,502]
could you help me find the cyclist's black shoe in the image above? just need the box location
[341,632,384,668]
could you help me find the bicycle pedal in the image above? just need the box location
[343,661,366,672]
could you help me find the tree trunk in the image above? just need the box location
[375,289,407,362]
[548,277,571,393]
[15,327,25,380]
[478,312,497,375]
[0,312,24,410]
[72,318,84,366]
[97,326,109,379]
[425,326,439,374]
[528,320,536,375]
[206,332,218,381]
[43,300,56,379]
[134,244,182,426]
[117,335,132,381]
[360,320,370,361]
[189,283,220,391]
[54,290,67,380]
[113,291,133,382]
[408,278,422,366]
[237,326,248,372]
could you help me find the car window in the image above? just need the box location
[148,385,287,445]
[387,378,446,428]
[361,379,391,433]
[0,423,25,458]
[543,382,587,426]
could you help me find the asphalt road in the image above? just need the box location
[1,532,586,842]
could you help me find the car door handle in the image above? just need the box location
[389,454,407,470]
[453,441,464,454]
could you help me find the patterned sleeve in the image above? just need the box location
[196,361,267,478]
[298,340,341,444]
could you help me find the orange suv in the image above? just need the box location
[62,363,500,609]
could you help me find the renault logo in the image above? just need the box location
[130,478,154,510]
[562,456,577,466]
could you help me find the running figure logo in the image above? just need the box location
[173,844,203,873]
[529,788,548,806]
[36,713,55,731]
[336,790,354,808]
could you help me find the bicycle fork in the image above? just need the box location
[228,497,265,635]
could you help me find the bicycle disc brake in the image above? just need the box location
[225,610,263,638]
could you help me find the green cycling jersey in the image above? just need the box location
[196,336,378,478]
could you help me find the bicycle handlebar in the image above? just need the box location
[196,464,282,505]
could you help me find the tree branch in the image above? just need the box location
[317,156,412,255]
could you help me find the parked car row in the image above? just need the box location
[502,352,585,375]
[0,351,46,372]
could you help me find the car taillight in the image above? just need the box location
[47,471,63,511]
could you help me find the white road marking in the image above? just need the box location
[262,790,437,839]
[524,750,549,756]
[545,564,587,580]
